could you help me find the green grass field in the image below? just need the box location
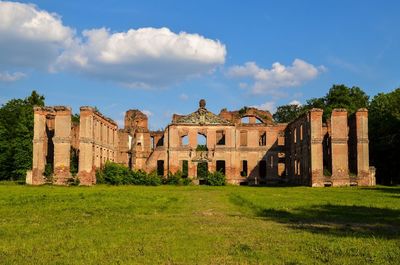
[0,183,399,264]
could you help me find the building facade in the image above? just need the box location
[27,100,375,187]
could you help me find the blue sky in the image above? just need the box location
[0,1,399,129]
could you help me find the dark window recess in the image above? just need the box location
[216,160,226,175]
[197,162,208,179]
[182,160,188,177]
[259,160,267,178]
[157,160,164,176]
[241,160,248,177]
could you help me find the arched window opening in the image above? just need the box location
[197,133,207,150]
[241,117,250,124]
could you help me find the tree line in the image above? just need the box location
[0,86,398,185]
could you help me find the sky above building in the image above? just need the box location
[0,0,399,129]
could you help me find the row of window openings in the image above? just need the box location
[180,131,267,147]
[155,158,274,177]
[293,125,304,144]
[294,160,301,175]
[93,127,116,144]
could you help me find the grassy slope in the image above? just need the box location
[0,184,399,264]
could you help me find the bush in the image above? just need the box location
[101,161,131,185]
[180,177,192,186]
[97,162,162,186]
[164,171,192,186]
[164,174,181,185]
[205,171,226,186]
[145,171,162,186]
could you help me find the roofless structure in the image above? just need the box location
[27,100,375,187]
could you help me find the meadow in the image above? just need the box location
[0,183,399,264]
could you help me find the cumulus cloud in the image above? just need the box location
[54,27,226,87]
[251,101,276,113]
[0,1,226,87]
[0,1,74,70]
[227,59,325,94]
[0,71,26,82]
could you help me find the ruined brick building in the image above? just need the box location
[26,99,375,187]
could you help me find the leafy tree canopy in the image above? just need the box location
[273,104,304,123]
[368,88,400,184]
[273,84,370,123]
[0,91,45,180]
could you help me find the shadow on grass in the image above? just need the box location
[361,186,400,196]
[229,194,400,239]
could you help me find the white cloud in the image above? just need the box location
[288,100,301,106]
[0,1,74,70]
[141,110,152,117]
[227,59,325,94]
[179,93,189,100]
[0,71,26,82]
[0,2,226,87]
[54,27,226,87]
[251,101,276,113]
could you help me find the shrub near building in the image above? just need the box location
[97,162,194,186]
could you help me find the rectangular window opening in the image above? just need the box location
[300,125,303,141]
[259,131,266,146]
[182,160,188,177]
[216,160,226,175]
[259,160,267,179]
[157,160,164,176]
[216,130,225,145]
[181,135,189,146]
[241,160,248,177]
[240,131,248,146]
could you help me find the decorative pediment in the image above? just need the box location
[174,99,232,125]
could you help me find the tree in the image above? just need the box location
[305,84,369,121]
[0,91,45,180]
[369,88,400,185]
[273,104,304,123]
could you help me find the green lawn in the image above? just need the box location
[0,184,399,264]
